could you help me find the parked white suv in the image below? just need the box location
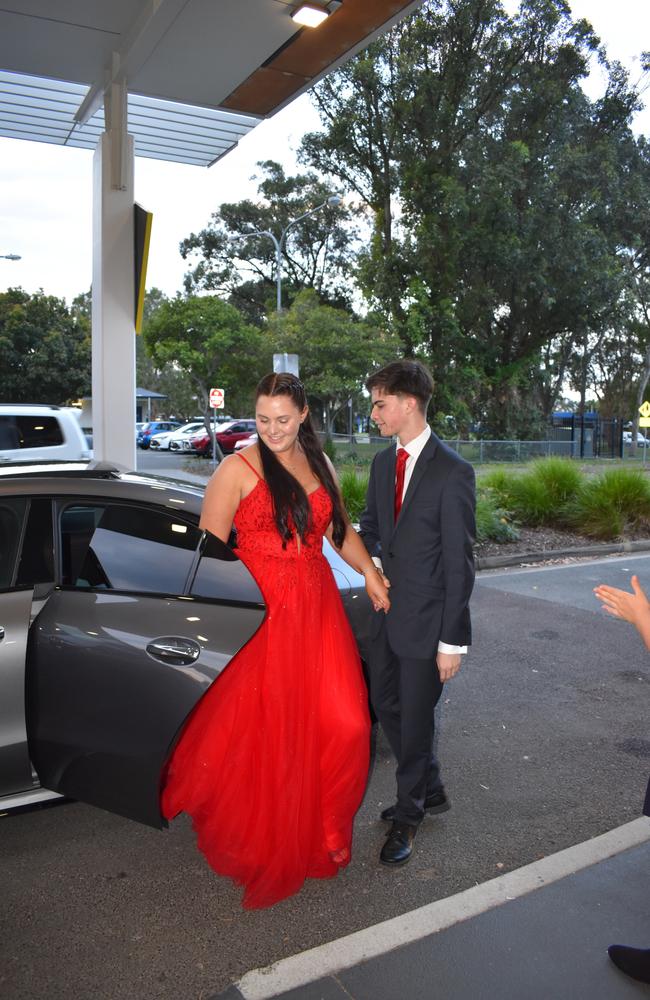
[0,404,91,464]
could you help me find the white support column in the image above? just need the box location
[91,81,136,469]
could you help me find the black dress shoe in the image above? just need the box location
[608,945,650,984]
[380,789,450,823]
[379,821,417,866]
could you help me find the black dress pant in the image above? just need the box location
[369,621,444,825]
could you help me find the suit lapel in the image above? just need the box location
[384,445,397,533]
[391,434,438,534]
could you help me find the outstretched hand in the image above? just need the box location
[594,574,650,652]
[365,567,391,613]
[593,574,650,625]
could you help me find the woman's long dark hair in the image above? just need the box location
[255,373,347,549]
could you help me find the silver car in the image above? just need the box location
[0,463,371,828]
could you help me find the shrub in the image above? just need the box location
[509,474,558,525]
[339,467,369,522]
[527,457,582,505]
[565,468,650,539]
[475,491,520,544]
[484,458,582,527]
[481,467,520,508]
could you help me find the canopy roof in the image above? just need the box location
[0,0,422,166]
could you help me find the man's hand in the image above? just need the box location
[364,567,391,613]
[437,650,461,682]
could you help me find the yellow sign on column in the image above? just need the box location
[639,401,650,418]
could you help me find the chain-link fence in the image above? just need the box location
[327,419,635,464]
[330,435,576,463]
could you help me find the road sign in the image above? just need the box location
[640,417,650,427]
[209,387,225,409]
[639,401,650,418]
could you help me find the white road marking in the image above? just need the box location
[235,818,650,999]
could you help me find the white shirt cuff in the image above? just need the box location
[372,556,383,570]
[438,641,467,655]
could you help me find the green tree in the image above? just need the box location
[268,289,399,431]
[0,288,90,403]
[613,131,650,441]
[143,295,266,428]
[180,161,358,324]
[300,0,649,437]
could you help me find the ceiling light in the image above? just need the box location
[291,5,329,27]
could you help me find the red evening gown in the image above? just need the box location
[161,460,371,909]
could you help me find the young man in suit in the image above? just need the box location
[359,360,476,866]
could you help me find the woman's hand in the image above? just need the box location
[594,574,650,626]
[365,566,391,613]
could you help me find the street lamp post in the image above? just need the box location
[230,195,341,312]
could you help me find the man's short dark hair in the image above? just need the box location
[366,360,434,414]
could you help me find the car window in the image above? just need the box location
[60,504,202,594]
[15,498,55,586]
[190,531,263,604]
[0,415,64,449]
[0,498,28,588]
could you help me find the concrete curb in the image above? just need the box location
[475,538,650,571]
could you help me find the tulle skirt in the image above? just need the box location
[161,549,371,909]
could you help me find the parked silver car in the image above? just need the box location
[0,463,370,828]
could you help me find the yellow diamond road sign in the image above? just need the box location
[639,401,650,418]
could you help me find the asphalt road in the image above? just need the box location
[1,555,649,1000]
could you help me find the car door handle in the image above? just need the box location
[0,626,4,641]
[145,638,201,666]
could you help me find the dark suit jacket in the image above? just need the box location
[359,432,476,658]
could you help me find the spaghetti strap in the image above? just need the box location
[236,451,263,480]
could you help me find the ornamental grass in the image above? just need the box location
[564,468,650,540]
[483,457,581,526]
[339,467,370,522]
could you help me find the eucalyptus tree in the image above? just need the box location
[180,160,358,325]
[300,0,648,436]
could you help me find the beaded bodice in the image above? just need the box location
[234,478,332,560]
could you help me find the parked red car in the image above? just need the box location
[189,419,257,457]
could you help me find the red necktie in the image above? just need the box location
[394,447,409,521]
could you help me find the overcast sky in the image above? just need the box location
[1,0,648,305]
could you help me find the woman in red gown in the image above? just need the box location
[162,373,390,909]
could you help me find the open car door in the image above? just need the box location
[0,496,40,802]
[26,501,265,828]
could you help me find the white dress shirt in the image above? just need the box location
[373,425,467,656]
